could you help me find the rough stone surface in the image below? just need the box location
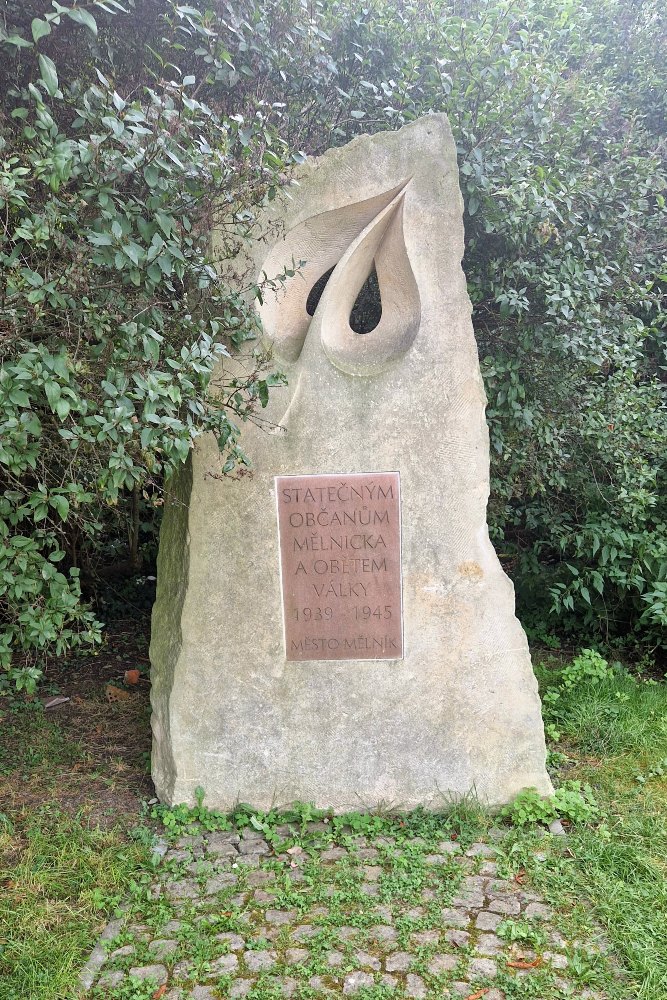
[150,113,552,811]
[344,972,375,993]
[128,964,168,984]
[82,822,617,998]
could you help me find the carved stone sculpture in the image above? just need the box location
[150,114,553,809]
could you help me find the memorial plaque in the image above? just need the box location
[276,472,403,661]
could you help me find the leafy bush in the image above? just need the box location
[561,649,616,690]
[1,1,665,686]
[270,0,667,648]
[502,780,601,827]
[0,0,294,687]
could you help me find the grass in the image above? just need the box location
[0,633,666,999]
[0,811,149,1000]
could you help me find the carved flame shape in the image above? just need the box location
[258,180,420,375]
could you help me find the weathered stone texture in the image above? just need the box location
[150,113,551,809]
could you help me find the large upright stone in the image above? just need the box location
[150,114,552,809]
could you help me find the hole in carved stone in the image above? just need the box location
[306,266,335,316]
[350,265,382,334]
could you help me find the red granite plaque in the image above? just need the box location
[276,472,403,661]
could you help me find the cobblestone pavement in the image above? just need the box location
[83,822,611,999]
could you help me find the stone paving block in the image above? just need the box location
[292,924,317,941]
[479,861,498,875]
[344,971,375,993]
[488,897,520,915]
[424,853,450,864]
[253,927,280,943]
[175,834,205,851]
[410,929,440,947]
[190,987,217,1000]
[363,865,383,880]
[98,970,125,988]
[266,908,298,924]
[465,875,489,890]
[337,926,360,941]
[327,950,345,967]
[254,888,277,903]
[438,840,462,854]
[450,983,472,996]
[322,847,347,860]
[385,952,413,972]
[215,932,246,951]
[148,938,179,959]
[468,956,498,978]
[475,910,503,931]
[309,975,327,989]
[247,869,272,886]
[229,980,254,998]
[524,901,553,920]
[360,882,379,896]
[166,878,200,900]
[357,848,380,860]
[206,873,238,895]
[405,972,427,998]
[466,843,497,858]
[206,830,239,846]
[445,929,470,948]
[109,944,135,959]
[166,849,194,863]
[172,959,195,979]
[476,933,504,955]
[381,973,398,989]
[354,950,381,970]
[518,890,542,903]
[281,977,298,997]
[244,950,277,971]
[451,890,485,909]
[209,954,239,975]
[310,905,329,917]
[375,904,393,921]
[427,954,458,974]
[206,842,238,858]
[162,919,183,934]
[285,948,309,965]
[441,907,470,927]
[238,855,261,868]
[487,880,513,894]
[128,963,168,984]
[368,924,397,944]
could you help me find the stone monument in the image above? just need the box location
[150,114,552,810]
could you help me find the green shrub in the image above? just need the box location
[1,1,665,684]
[502,780,601,827]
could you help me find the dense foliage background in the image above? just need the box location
[0,0,665,688]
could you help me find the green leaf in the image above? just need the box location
[144,164,159,187]
[3,33,33,49]
[9,388,30,407]
[31,19,52,42]
[44,381,61,407]
[66,8,98,35]
[38,53,59,97]
[55,397,71,420]
[49,495,70,521]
